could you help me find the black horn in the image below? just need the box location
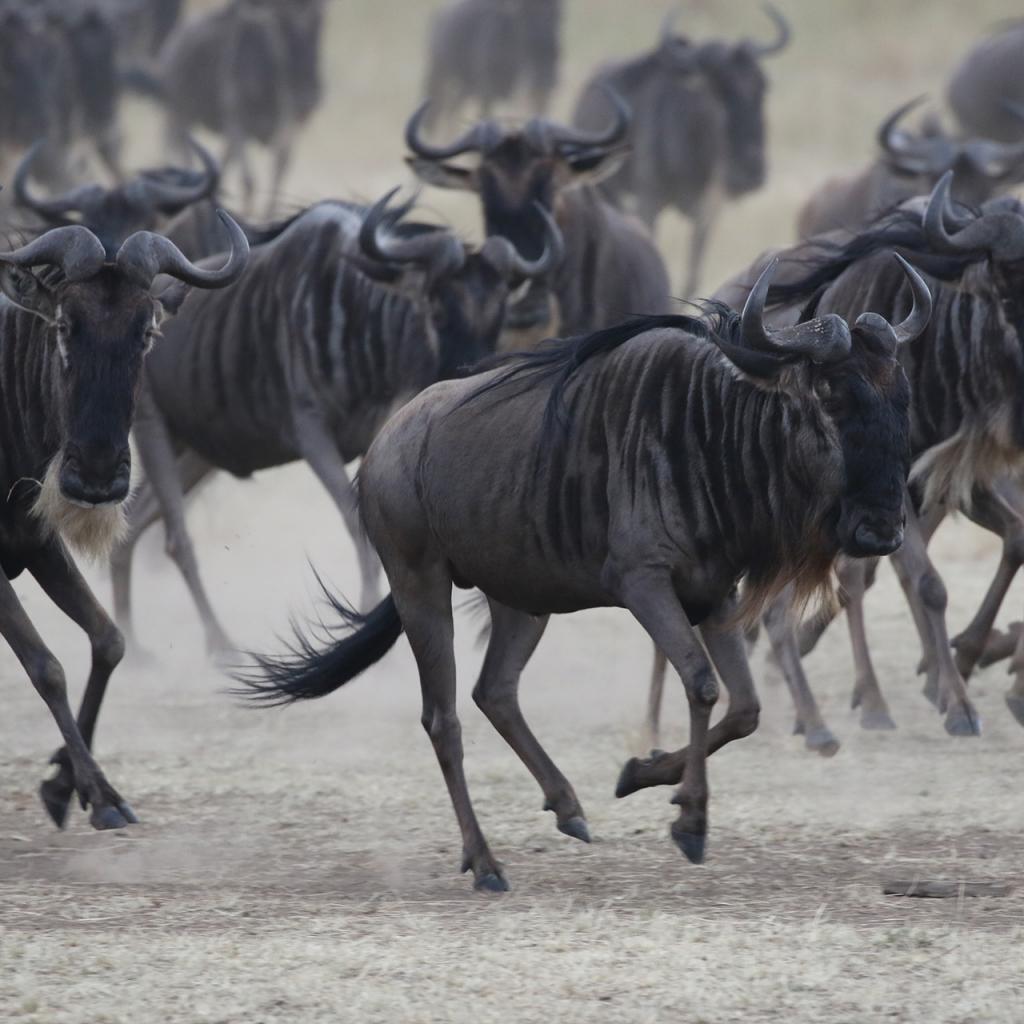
[481,202,564,281]
[921,171,1024,259]
[404,102,497,160]
[748,3,791,57]
[0,225,106,282]
[547,85,631,151]
[854,254,933,352]
[359,188,465,276]
[876,96,935,173]
[136,136,221,212]
[12,141,103,224]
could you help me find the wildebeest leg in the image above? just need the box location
[840,558,896,730]
[25,540,135,828]
[890,496,981,736]
[294,414,382,611]
[682,203,717,299]
[762,586,840,755]
[472,600,589,842]
[617,571,718,863]
[644,646,668,748]
[950,480,1024,679]
[617,598,760,809]
[222,133,255,216]
[0,569,135,830]
[265,134,293,220]
[133,392,233,656]
[111,450,215,656]
[394,568,506,891]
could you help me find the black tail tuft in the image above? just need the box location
[232,591,403,706]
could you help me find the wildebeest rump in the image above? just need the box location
[239,258,931,892]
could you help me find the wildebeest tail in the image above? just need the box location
[233,591,403,706]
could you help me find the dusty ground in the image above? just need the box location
[3,2,1024,1022]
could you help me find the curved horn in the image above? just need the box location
[922,171,984,249]
[0,225,106,282]
[876,96,934,172]
[854,254,932,352]
[12,140,101,223]
[137,136,221,211]
[115,210,250,289]
[548,85,631,151]
[922,172,1024,260]
[404,102,491,160]
[740,258,852,363]
[358,188,466,276]
[481,203,565,281]
[748,2,791,57]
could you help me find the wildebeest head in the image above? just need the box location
[357,189,564,373]
[0,214,248,537]
[405,95,627,332]
[13,137,221,256]
[726,255,928,558]
[657,3,790,196]
[878,97,1024,205]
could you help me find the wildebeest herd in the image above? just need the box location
[2,0,1024,898]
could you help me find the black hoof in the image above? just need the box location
[90,804,133,831]
[473,872,510,893]
[670,822,706,864]
[860,709,898,731]
[39,777,73,829]
[557,816,591,844]
[1006,694,1024,728]
[805,727,840,757]
[944,704,982,737]
[615,757,643,799]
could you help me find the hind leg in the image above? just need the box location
[473,600,588,843]
[644,646,668,749]
[392,566,507,892]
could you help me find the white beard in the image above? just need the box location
[30,458,128,561]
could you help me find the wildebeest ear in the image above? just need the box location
[0,265,56,322]
[154,279,192,317]
[405,156,479,192]
[560,145,631,188]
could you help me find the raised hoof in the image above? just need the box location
[615,757,644,799]
[860,709,898,731]
[670,822,706,864]
[557,816,592,844]
[473,872,510,894]
[89,803,136,831]
[805,727,840,757]
[944,704,982,737]
[1004,694,1024,728]
[39,777,74,829]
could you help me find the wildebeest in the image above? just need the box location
[571,4,790,296]
[796,98,1024,239]
[405,99,672,343]
[112,0,185,62]
[109,190,563,655]
[239,257,931,892]
[948,20,1024,143]
[139,0,326,216]
[421,0,562,132]
[0,213,248,829]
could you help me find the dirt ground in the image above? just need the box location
[2,2,1024,1023]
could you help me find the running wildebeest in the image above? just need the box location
[421,0,562,131]
[797,98,1024,238]
[109,190,563,656]
[239,257,932,892]
[136,0,325,216]
[0,212,249,830]
[948,20,1024,143]
[650,174,1024,746]
[405,98,672,343]
[571,4,790,297]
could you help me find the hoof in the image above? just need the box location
[922,680,941,709]
[473,872,510,894]
[89,803,136,831]
[850,689,862,710]
[792,719,806,736]
[39,777,73,829]
[670,822,706,864]
[860,709,898,731]
[557,816,591,844]
[615,757,644,799]
[805,727,840,757]
[1004,694,1024,728]
[944,704,982,737]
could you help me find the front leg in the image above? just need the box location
[0,566,135,830]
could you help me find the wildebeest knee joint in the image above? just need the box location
[918,570,947,612]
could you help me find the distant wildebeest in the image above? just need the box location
[0,212,248,830]
[651,175,1024,747]
[421,0,562,132]
[109,190,563,656]
[571,4,790,297]
[796,98,1024,238]
[239,258,931,892]
[112,0,185,62]
[135,0,326,216]
[948,20,1024,143]
[405,98,672,343]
